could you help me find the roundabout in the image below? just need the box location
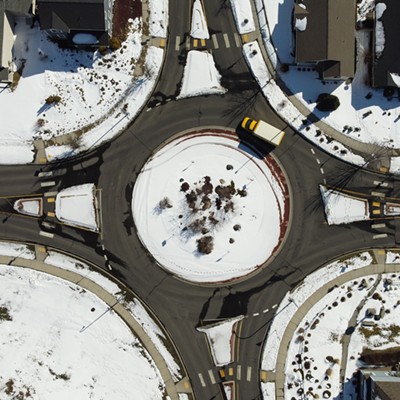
[132,130,290,284]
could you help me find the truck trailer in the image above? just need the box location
[241,117,285,146]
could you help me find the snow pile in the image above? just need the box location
[0,265,166,400]
[320,185,370,225]
[72,33,98,45]
[0,241,35,260]
[357,0,375,22]
[177,51,227,99]
[148,0,169,38]
[230,0,255,34]
[191,0,209,39]
[386,250,400,264]
[197,316,244,366]
[375,3,386,59]
[132,132,289,283]
[14,198,42,217]
[55,184,98,231]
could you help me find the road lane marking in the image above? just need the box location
[41,181,56,188]
[263,308,269,313]
[253,312,259,317]
[38,171,53,178]
[228,367,234,376]
[237,365,241,380]
[44,191,57,197]
[261,370,268,382]
[374,180,389,187]
[310,148,315,154]
[234,32,240,47]
[212,34,219,49]
[47,212,55,218]
[371,191,385,198]
[185,36,190,50]
[373,233,388,239]
[201,38,206,47]
[223,33,230,48]
[198,373,206,387]
[47,197,55,203]
[272,304,278,309]
[246,366,252,381]
[316,158,321,164]
[371,223,385,229]
[39,230,54,238]
[175,36,180,50]
[208,369,216,384]
[219,369,225,378]
[193,39,198,47]
[323,178,327,185]
[320,167,324,174]
[242,34,249,43]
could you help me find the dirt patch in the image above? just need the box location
[113,0,142,41]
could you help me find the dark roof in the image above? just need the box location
[294,0,356,78]
[0,0,32,71]
[374,380,400,400]
[372,0,400,87]
[38,0,106,31]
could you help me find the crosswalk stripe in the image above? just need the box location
[237,365,241,380]
[234,32,241,47]
[208,369,216,384]
[175,36,180,51]
[223,33,230,48]
[198,373,206,387]
[212,34,219,49]
[246,366,252,381]
[186,36,191,50]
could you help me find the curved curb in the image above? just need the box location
[0,242,193,400]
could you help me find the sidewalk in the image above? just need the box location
[269,249,398,399]
[0,244,193,400]
[247,1,397,171]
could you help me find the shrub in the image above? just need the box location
[158,197,172,210]
[280,63,289,73]
[316,93,340,112]
[197,235,214,254]
[384,86,395,98]
[98,45,108,55]
[109,37,121,51]
[45,95,62,104]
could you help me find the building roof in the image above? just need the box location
[372,0,400,87]
[38,0,106,32]
[294,0,356,78]
[0,0,32,70]
[374,380,400,400]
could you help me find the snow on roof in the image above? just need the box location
[72,33,99,45]
[295,17,307,31]
[375,3,387,59]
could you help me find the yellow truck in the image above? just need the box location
[241,117,285,146]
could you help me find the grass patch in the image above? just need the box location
[0,306,12,321]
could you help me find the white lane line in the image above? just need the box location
[41,181,56,188]
[223,33,230,48]
[208,369,216,384]
[103,254,108,261]
[371,191,385,198]
[44,191,57,197]
[107,263,112,271]
[371,223,386,229]
[253,312,259,317]
[198,373,206,387]
[310,148,315,154]
[373,233,388,239]
[234,32,241,47]
[316,158,321,164]
[237,365,241,380]
[175,36,180,51]
[146,108,152,112]
[185,36,191,50]
[323,178,327,184]
[272,304,278,309]
[246,366,252,381]
[39,231,54,238]
[212,34,219,49]
[320,167,325,174]
[263,308,269,313]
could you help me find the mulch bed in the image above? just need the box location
[113,0,142,41]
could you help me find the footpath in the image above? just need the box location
[0,243,193,400]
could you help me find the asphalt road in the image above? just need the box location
[0,1,399,400]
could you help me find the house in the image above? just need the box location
[372,0,400,87]
[359,369,400,400]
[0,0,33,82]
[37,0,112,47]
[293,0,356,80]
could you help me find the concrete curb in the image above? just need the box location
[0,243,194,400]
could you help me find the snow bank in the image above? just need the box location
[230,0,255,34]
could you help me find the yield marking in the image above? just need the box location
[39,230,54,238]
[175,36,180,51]
[185,36,190,50]
[198,373,206,387]
[237,365,241,380]
[223,33,230,48]
[211,34,219,49]
[234,32,240,47]
[208,369,216,384]
[246,366,252,381]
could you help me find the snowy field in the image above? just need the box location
[0,265,165,400]
[132,131,289,283]
[0,17,163,163]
